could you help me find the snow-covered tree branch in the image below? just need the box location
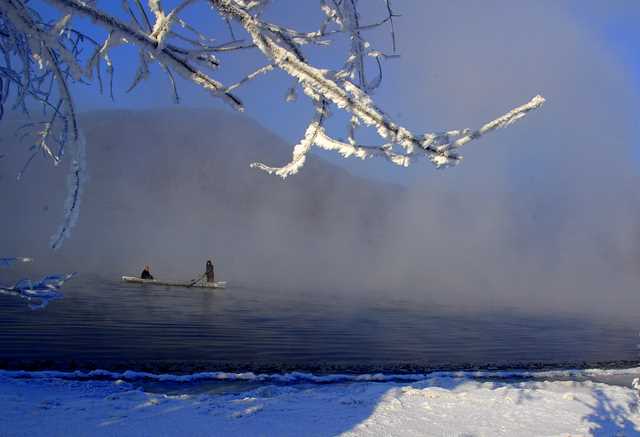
[0,257,73,309]
[0,0,544,248]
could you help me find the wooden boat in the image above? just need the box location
[121,276,226,289]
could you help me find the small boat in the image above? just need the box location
[121,276,226,289]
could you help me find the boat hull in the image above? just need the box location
[121,276,226,289]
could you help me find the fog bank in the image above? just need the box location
[372,1,640,318]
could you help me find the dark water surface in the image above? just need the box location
[0,276,637,373]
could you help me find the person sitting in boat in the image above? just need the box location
[140,265,154,280]
[205,260,214,283]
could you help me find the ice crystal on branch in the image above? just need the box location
[0,0,544,245]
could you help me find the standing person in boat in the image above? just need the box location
[140,265,154,280]
[205,260,214,283]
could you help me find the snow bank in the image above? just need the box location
[2,366,640,384]
[1,368,639,436]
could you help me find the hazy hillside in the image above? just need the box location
[0,109,396,290]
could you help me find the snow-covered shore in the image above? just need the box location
[1,368,640,436]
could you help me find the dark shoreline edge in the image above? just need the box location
[1,358,638,377]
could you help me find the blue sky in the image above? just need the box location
[599,12,640,98]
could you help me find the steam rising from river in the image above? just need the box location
[1,2,639,320]
[375,1,640,318]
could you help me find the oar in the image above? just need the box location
[187,273,205,288]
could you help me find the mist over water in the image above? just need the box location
[1,1,639,325]
[1,276,637,372]
[367,1,640,319]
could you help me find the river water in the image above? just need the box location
[0,276,637,374]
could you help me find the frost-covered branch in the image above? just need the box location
[0,0,86,166]
[49,132,86,250]
[214,0,544,174]
[1,0,545,246]
[52,0,243,109]
[0,257,73,309]
[251,98,328,177]
[0,273,74,310]
[1,0,90,248]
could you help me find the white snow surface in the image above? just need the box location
[1,368,640,436]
